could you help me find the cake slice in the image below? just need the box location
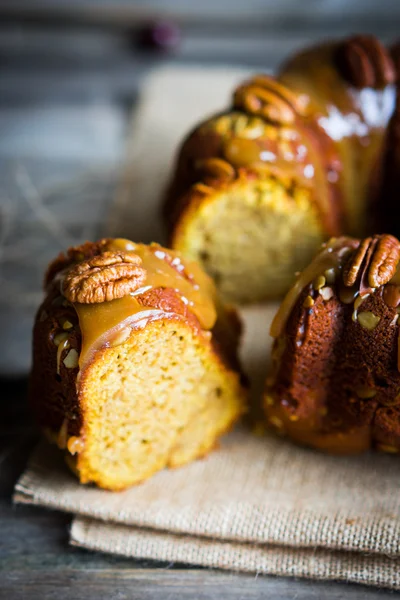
[30,238,247,490]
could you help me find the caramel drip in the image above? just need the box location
[108,239,217,330]
[67,436,85,455]
[57,338,70,374]
[279,43,396,235]
[223,103,337,235]
[382,270,400,372]
[270,237,358,338]
[222,135,314,190]
[73,239,217,371]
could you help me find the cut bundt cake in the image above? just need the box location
[265,234,400,455]
[30,238,247,490]
[164,35,397,303]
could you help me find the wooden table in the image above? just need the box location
[1,5,400,597]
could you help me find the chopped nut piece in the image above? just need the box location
[354,293,369,311]
[303,295,314,308]
[53,332,69,346]
[357,311,381,330]
[320,287,334,301]
[63,349,79,369]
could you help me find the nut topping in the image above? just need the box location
[233,75,304,126]
[336,35,395,89]
[63,251,147,304]
[343,234,400,289]
[357,311,381,331]
[369,235,400,287]
[195,157,235,181]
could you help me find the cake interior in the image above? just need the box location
[76,318,244,490]
[173,178,325,303]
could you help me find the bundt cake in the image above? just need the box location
[164,34,398,303]
[29,238,247,490]
[264,234,400,455]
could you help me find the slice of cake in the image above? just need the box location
[30,238,247,490]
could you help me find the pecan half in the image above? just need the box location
[369,234,400,287]
[336,35,395,89]
[194,157,236,181]
[233,76,302,126]
[63,251,146,304]
[342,237,369,287]
[343,234,400,288]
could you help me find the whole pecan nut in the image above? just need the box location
[343,234,400,288]
[62,251,147,304]
[233,76,300,126]
[336,35,395,89]
[369,234,400,287]
[194,157,236,181]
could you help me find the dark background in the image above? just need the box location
[1,2,400,598]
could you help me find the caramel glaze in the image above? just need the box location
[70,239,218,371]
[164,37,395,241]
[279,42,396,236]
[164,107,343,238]
[270,236,359,338]
[267,235,400,454]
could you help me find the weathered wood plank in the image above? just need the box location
[2,566,396,600]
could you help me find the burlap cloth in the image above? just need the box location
[14,66,400,589]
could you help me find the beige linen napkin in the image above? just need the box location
[14,66,400,589]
